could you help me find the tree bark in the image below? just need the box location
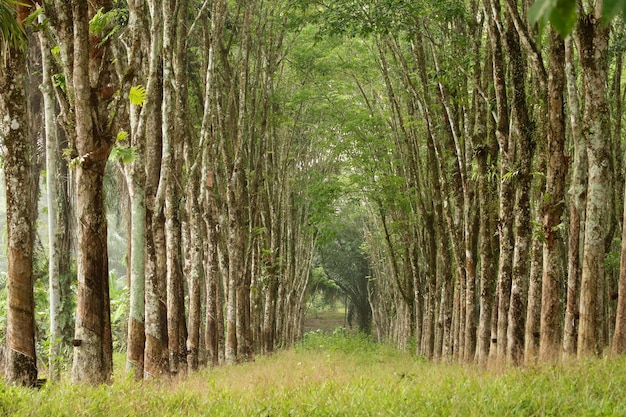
[69,0,114,384]
[1,41,37,387]
[38,20,64,381]
[563,37,586,358]
[576,12,611,358]
[485,0,514,362]
[612,178,626,354]
[539,29,567,362]
[124,0,147,380]
[505,4,534,365]
[143,0,167,379]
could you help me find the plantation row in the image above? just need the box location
[3,0,626,388]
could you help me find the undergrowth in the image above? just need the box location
[1,331,626,416]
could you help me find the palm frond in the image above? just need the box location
[0,0,28,58]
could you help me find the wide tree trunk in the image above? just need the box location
[1,41,37,387]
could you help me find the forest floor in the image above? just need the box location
[2,333,626,416]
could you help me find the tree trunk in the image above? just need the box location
[576,13,611,358]
[563,37,586,358]
[1,42,37,387]
[505,6,534,365]
[185,142,205,372]
[38,21,64,381]
[539,29,567,362]
[612,178,626,354]
[204,210,220,366]
[122,0,148,380]
[475,145,497,365]
[524,230,544,363]
[143,0,167,379]
[69,0,114,384]
[485,0,514,362]
[160,0,188,374]
[126,161,146,378]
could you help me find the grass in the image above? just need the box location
[2,332,626,416]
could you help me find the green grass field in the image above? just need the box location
[1,331,625,416]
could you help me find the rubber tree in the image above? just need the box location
[0,0,37,387]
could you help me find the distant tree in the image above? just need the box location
[318,204,372,334]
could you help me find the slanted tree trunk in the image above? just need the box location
[1,39,37,387]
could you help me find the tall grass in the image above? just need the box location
[1,331,625,416]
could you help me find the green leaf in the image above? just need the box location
[529,0,577,36]
[89,8,107,35]
[0,0,27,52]
[109,145,136,164]
[529,0,557,26]
[52,73,66,93]
[116,130,129,142]
[129,85,146,106]
[603,0,626,23]
[550,0,578,37]
[22,6,43,28]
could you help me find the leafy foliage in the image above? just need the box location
[306,266,342,312]
[109,145,136,164]
[529,0,626,35]
[306,0,466,37]
[317,202,372,333]
[109,272,129,353]
[128,85,146,106]
[0,0,27,54]
[529,0,577,35]
[89,7,129,45]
